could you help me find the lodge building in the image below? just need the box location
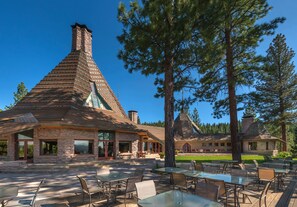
[0,24,281,163]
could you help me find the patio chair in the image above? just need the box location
[231,169,248,177]
[238,179,272,207]
[205,178,233,206]
[194,163,204,171]
[135,180,157,200]
[238,163,246,170]
[258,167,276,191]
[253,160,259,168]
[194,182,220,202]
[76,175,101,207]
[171,172,193,192]
[117,176,143,207]
[203,166,220,173]
[30,178,46,207]
[133,168,145,178]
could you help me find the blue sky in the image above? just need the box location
[0,0,296,124]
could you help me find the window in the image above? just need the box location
[98,131,115,141]
[208,143,212,146]
[214,143,219,147]
[248,142,257,151]
[220,143,225,147]
[74,140,93,154]
[266,142,269,150]
[227,142,231,147]
[202,143,206,147]
[119,142,131,153]
[40,140,57,156]
[0,140,8,156]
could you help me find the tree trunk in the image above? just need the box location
[281,123,287,151]
[164,57,176,167]
[225,28,242,163]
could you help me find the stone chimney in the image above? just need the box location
[128,110,138,124]
[242,115,254,134]
[71,23,92,56]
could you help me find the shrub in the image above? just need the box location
[275,151,292,159]
[159,152,165,159]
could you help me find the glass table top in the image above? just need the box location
[184,170,254,186]
[155,167,189,173]
[96,172,132,182]
[138,190,222,207]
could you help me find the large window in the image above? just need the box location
[0,140,8,156]
[74,140,94,154]
[40,140,57,156]
[248,142,257,150]
[98,131,115,158]
[119,142,131,153]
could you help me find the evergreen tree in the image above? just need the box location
[290,126,297,157]
[194,0,284,162]
[252,34,297,151]
[190,108,201,126]
[117,1,204,167]
[5,82,28,110]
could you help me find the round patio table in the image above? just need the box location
[0,186,18,207]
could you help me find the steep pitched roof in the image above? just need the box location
[0,24,137,134]
[241,121,281,141]
[136,124,165,144]
[174,111,202,138]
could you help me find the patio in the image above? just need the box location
[0,159,296,207]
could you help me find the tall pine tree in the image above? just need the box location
[194,0,284,162]
[252,34,297,151]
[117,0,204,167]
[5,82,28,110]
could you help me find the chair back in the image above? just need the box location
[253,160,259,168]
[203,166,219,173]
[191,160,196,170]
[172,173,187,189]
[31,178,46,207]
[194,163,204,171]
[195,182,219,201]
[238,163,246,170]
[77,175,90,194]
[135,180,156,200]
[258,168,275,181]
[96,166,110,175]
[231,169,248,177]
[126,176,143,193]
[205,178,226,196]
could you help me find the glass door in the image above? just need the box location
[98,131,115,159]
[17,140,34,161]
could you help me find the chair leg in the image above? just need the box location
[124,193,127,207]
[264,197,267,207]
[259,199,261,207]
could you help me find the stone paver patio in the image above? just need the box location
[0,159,295,207]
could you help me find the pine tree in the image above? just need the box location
[194,0,284,162]
[5,82,28,110]
[117,0,204,167]
[252,34,297,151]
[290,126,297,157]
[190,108,201,126]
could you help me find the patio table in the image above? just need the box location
[154,167,189,174]
[184,170,254,207]
[96,172,132,202]
[262,162,290,169]
[0,186,18,207]
[138,190,222,207]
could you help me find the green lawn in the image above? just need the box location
[175,154,264,164]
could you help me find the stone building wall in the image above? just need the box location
[0,134,15,161]
[35,127,97,163]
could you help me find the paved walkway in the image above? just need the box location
[0,160,295,207]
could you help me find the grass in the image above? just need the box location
[175,154,265,164]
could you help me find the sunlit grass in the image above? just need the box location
[175,154,265,164]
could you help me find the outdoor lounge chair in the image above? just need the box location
[194,182,220,202]
[135,180,157,200]
[238,179,272,207]
[76,175,101,207]
[171,172,193,192]
[206,178,233,206]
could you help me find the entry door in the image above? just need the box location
[98,141,114,159]
[18,140,34,161]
